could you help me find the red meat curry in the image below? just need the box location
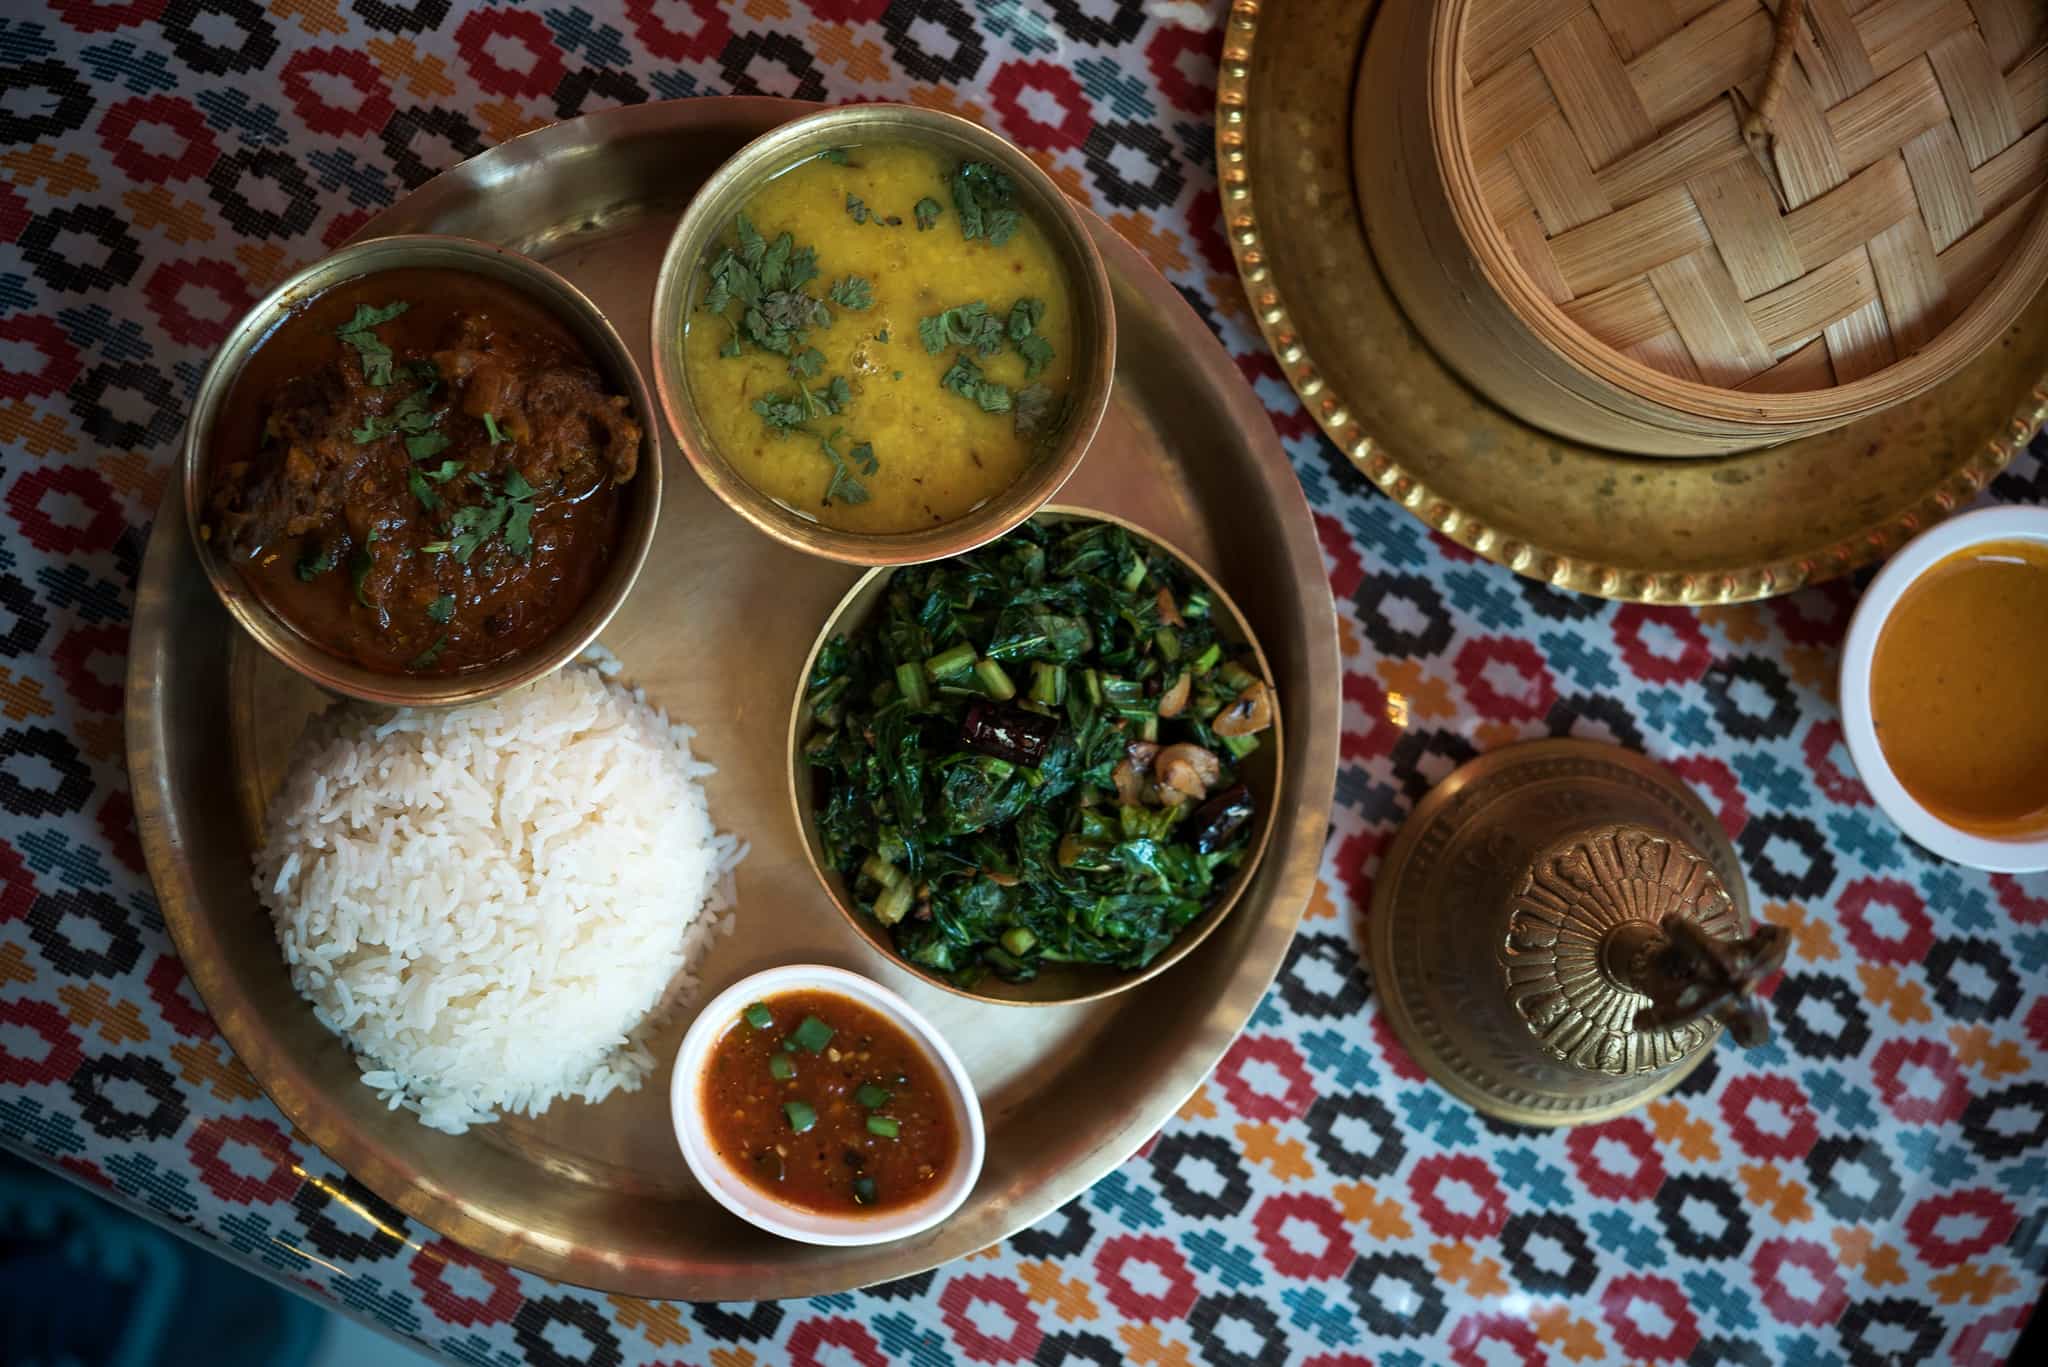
[206,267,641,675]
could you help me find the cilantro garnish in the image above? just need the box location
[754,374,853,435]
[919,300,1004,357]
[426,593,455,625]
[829,276,873,311]
[406,634,448,671]
[350,529,379,607]
[818,428,878,506]
[1008,298,1053,379]
[877,326,890,344]
[941,353,1010,412]
[788,346,826,380]
[482,413,507,445]
[844,193,900,228]
[335,301,408,387]
[407,465,442,512]
[439,470,535,563]
[351,388,442,444]
[701,213,832,357]
[406,431,450,461]
[950,162,1019,246]
[295,546,334,582]
[914,196,943,231]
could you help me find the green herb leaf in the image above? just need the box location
[829,275,873,311]
[407,634,448,671]
[335,301,409,387]
[914,196,943,231]
[876,326,890,344]
[769,1052,795,1080]
[1008,298,1046,340]
[788,346,826,380]
[848,440,878,475]
[426,593,456,625]
[482,413,507,445]
[337,301,409,334]
[855,1083,892,1108]
[407,464,441,512]
[920,300,1004,357]
[791,1015,834,1053]
[351,541,376,608]
[294,547,335,582]
[753,392,809,435]
[845,192,869,225]
[939,352,1012,414]
[1016,332,1055,380]
[743,1002,773,1030]
[406,430,451,461]
[818,429,873,506]
[951,162,1020,246]
[418,459,462,483]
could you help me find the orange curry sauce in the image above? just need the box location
[700,990,958,1214]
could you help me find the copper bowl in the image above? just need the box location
[649,103,1117,566]
[787,507,1284,1005]
[180,233,660,708]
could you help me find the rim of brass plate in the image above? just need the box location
[1214,0,2048,605]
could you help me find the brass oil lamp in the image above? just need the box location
[1369,739,1789,1126]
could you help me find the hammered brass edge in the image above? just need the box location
[1214,0,2048,605]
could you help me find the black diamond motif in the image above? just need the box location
[1499,1210,1599,1294]
[0,575,50,659]
[1545,691,1646,750]
[1837,1297,1943,1367]
[1035,1331,1124,1367]
[292,1173,409,1262]
[1354,573,1454,658]
[1738,812,1836,900]
[1773,972,1871,1061]
[70,1053,187,1142]
[1048,0,1145,46]
[0,60,96,146]
[30,888,144,981]
[1702,654,1799,741]
[382,106,487,190]
[688,1303,783,1343]
[1654,1173,1751,1259]
[512,1294,623,1367]
[880,0,987,85]
[1082,120,1185,212]
[160,0,280,78]
[1277,932,1370,1019]
[1924,937,2022,1024]
[1149,1132,1252,1219]
[17,203,142,295]
[1303,1090,1404,1181]
[1186,1293,1287,1367]
[71,361,185,451]
[1962,1082,2048,1161]
[1807,1135,1904,1222]
[1011,1194,1093,1259]
[1344,1251,1447,1338]
[717,31,828,101]
[554,67,650,119]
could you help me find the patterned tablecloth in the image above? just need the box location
[2,2,2045,1365]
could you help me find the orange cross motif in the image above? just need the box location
[1857,963,1933,1023]
[1832,1228,1909,1288]
[99,451,168,511]
[0,400,78,458]
[1331,1181,1413,1239]
[1699,602,1768,645]
[707,1348,756,1367]
[1764,901,1837,961]
[1740,1161,1813,1224]
[1376,658,1459,720]
[743,0,790,20]
[1108,213,1191,275]
[0,943,35,987]
[1948,1025,2030,1080]
[1236,1121,1315,1180]
[171,1040,262,1103]
[1931,1263,2020,1306]
[0,670,56,724]
[1019,1259,1100,1321]
[808,23,890,84]
[123,187,216,245]
[270,0,347,36]
[2,146,99,197]
[608,1296,691,1348]
[235,243,304,293]
[366,37,458,100]
[1532,1304,1607,1362]
[1119,1324,1194,1367]
[1647,1098,1721,1163]
[1431,1241,1510,1298]
[476,100,550,147]
[908,85,990,126]
[59,984,149,1046]
[75,716,126,766]
[1026,151,1093,207]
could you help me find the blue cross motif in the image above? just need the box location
[1300,1028,1383,1092]
[873,1312,953,1367]
[1635,688,1717,746]
[1824,809,1904,872]
[1588,1209,1668,1267]
[222,1211,315,1276]
[0,1096,87,1158]
[437,1333,522,1367]
[1344,499,1429,568]
[306,149,399,211]
[1917,868,1995,933]
[194,88,290,148]
[76,39,179,96]
[0,17,56,62]
[1745,1035,1789,1068]
[544,8,634,67]
[174,358,207,402]
[102,1154,200,1219]
[2002,1155,2048,1208]
[1773,1333,1846,1367]
[1087,1170,1165,1229]
[1288,440,1333,506]
[1074,57,1157,122]
[36,564,129,624]
[649,69,709,99]
[807,1293,857,1312]
[1,272,35,314]
[1494,1146,1573,1209]
[1539,630,1621,691]
[1176,120,1216,176]
[1379,1353,1429,1367]
[1800,1068,1879,1131]
[1397,1087,1479,1148]
[2015,930,2048,974]
[1249,987,1287,1031]
[1280,1286,1362,1347]
[1181,1229,1266,1289]
[17,828,112,891]
[975,0,1062,55]
[1731,752,1811,811]
[56,305,153,365]
[1441,568,1522,631]
[331,1272,427,1335]
[1683,1267,1757,1331]
[1894,1129,1982,1185]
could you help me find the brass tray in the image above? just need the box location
[1218,0,2048,604]
[125,98,1338,1299]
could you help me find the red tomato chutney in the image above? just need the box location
[700,989,959,1214]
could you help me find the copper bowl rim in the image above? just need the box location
[785,505,1285,1006]
[648,103,1118,567]
[179,233,662,708]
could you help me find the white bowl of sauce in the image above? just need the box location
[1839,506,2048,871]
[670,964,985,1245]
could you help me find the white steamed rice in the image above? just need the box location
[254,660,744,1133]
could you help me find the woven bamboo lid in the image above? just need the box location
[1453,0,2048,398]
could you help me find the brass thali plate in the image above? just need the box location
[125,98,1338,1299]
[1217,0,2048,604]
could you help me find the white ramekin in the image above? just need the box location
[1838,505,2048,872]
[670,964,985,1245]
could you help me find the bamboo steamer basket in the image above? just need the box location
[1357,0,2048,456]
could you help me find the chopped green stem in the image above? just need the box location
[791,1015,835,1053]
[784,1101,817,1134]
[865,1115,901,1138]
[973,658,1016,701]
[1029,662,1066,706]
[1222,731,1261,760]
[856,1083,893,1108]
[873,879,914,926]
[1192,642,1223,675]
[743,1002,773,1030]
[769,1053,795,1081]
[924,643,976,679]
[895,661,931,709]
[1000,926,1037,955]
[860,853,903,888]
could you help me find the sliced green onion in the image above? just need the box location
[1081,668,1103,705]
[1222,730,1261,760]
[1030,662,1066,706]
[856,1083,892,1108]
[743,1002,773,1030]
[874,879,914,926]
[780,1039,797,1053]
[1183,589,1213,618]
[1139,715,1160,744]
[1001,926,1036,955]
[924,643,976,679]
[1155,626,1182,662]
[784,1100,817,1133]
[895,661,931,708]
[852,1176,878,1205]
[1220,660,1258,692]
[866,1115,900,1138]
[791,1015,835,1053]
[769,1053,795,1081]
[974,658,1016,701]
[1120,556,1146,592]
[860,853,903,888]
[1192,642,1223,675]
